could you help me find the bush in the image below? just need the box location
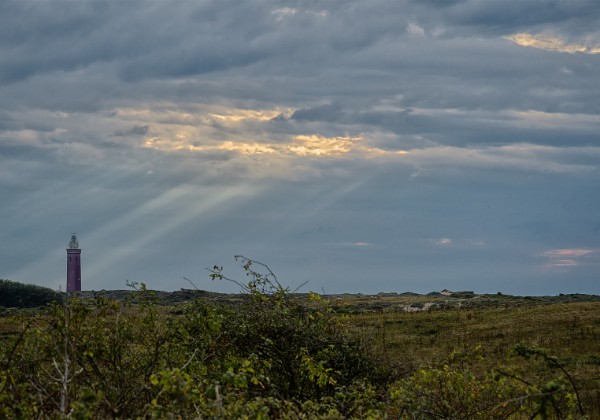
[389,344,584,419]
[0,279,62,308]
[189,256,390,405]
[0,258,392,418]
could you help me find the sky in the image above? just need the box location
[1,0,600,295]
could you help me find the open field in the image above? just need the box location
[346,301,600,410]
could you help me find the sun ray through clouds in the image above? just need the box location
[84,181,264,287]
[12,180,264,289]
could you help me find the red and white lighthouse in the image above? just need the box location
[66,234,81,293]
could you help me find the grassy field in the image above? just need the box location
[344,300,600,415]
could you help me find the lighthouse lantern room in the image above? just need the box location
[66,234,81,293]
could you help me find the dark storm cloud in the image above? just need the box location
[0,1,272,83]
[440,0,600,35]
[2,0,598,117]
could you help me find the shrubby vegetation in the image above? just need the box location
[0,279,62,308]
[0,259,593,418]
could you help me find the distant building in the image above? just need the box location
[66,234,81,292]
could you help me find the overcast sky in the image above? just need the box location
[2,0,599,295]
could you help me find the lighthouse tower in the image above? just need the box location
[66,234,81,293]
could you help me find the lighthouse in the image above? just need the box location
[66,234,81,293]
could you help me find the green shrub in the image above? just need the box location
[389,364,520,419]
[0,279,62,308]
[191,256,390,405]
[389,344,584,419]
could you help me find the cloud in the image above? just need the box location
[290,102,343,122]
[271,7,298,20]
[505,33,600,54]
[432,238,486,247]
[406,22,425,37]
[539,248,599,270]
[112,125,149,137]
[337,242,373,248]
[142,132,394,160]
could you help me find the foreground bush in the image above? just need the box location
[0,258,587,418]
[0,258,389,418]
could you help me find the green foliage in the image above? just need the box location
[390,364,518,418]
[0,290,173,417]
[0,258,390,417]
[497,343,585,418]
[208,256,387,403]
[0,260,595,418]
[388,344,583,419]
[0,279,62,308]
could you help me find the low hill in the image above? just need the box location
[79,288,600,312]
[4,280,600,312]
